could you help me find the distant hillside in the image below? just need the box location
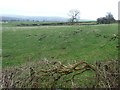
[1,15,68,22]
[1,15,95,22]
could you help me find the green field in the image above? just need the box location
[2,24,118,68]
[2,22,118,88]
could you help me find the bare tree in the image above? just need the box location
[68,9,80,24]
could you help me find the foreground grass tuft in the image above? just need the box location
[2,59,119,88]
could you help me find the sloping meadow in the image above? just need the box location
[2,24,118,88]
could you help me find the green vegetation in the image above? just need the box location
[2,22,118,88]
[2,23,118,68]
[2,21,97,27]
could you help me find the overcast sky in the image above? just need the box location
[0,0,119,20]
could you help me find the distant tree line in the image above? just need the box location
[97,12,116,24]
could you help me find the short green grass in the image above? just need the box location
[2,24,118,68]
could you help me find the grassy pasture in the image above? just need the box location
[2,23,118,88]
[2,24,118,68]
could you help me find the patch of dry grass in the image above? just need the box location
[2,59,119,88]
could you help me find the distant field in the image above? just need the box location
[2,23,118,68]
[2,21,97,27]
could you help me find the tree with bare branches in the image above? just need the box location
[68,9,80,24]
